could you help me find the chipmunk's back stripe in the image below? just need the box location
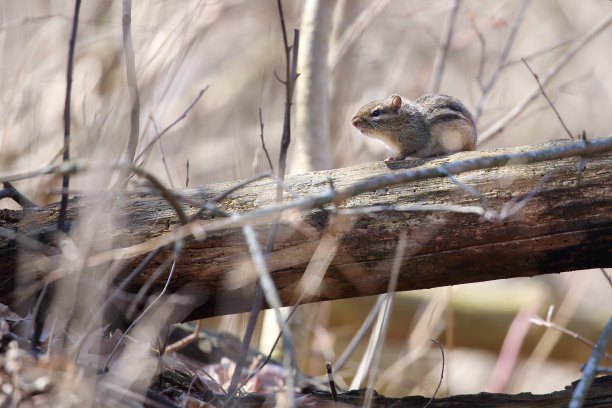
[427,109,463,124]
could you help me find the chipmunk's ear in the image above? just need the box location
[390,95,402,112]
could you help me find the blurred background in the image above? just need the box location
[1,0,611,398]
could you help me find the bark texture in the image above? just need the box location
[1,140,610,320]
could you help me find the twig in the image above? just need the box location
[135,87,209,163]
[258,108,274,173]
[479,12,612,143]
[101,245,182,373]
[166,320,202,353]
[0,182,39,208]
[0,160,82,184]
[233,301,302,395]
[70,247,162,359]
[241,224,295,402]
[185,160,190,188]
[422,339,445,408]
[151,119,175,188]
[487,299,542,392]
[444,172,489,207]
[467,10,486,90]
[233,214,347,391]
[129,165,189,225]
[277,31,300,180]
[57,0,81,233]
[126,252,177,319]
[226,2,299,404]
[592,366,612,374]
[121,0,140,167]
[502,39,571,68]
[232,212,348,392]
[473,0,531,121]
[498,173,551,220]
[191,172,274,221]
[33,0,81,353]
[569,317,612,408]
[363,231,407,408]
[329,0,391,72]
[326,362,338,402]
[521,58,574,140]
[600,268,612,288]
[333,296,387,373]
[530,315,612,362]
[428,0,461,94]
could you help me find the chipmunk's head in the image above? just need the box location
[351,94,420,155]
[351,94,403,137]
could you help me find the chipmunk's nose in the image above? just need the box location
[351,116,359,127]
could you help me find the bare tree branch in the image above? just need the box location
[428,0,462,94]
[479,12,612,144]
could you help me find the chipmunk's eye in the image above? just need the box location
[371,109,381,117]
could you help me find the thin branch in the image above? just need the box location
[363,231,407,408]
[333,296,387,373]
[185,160,190,188]
[101,246,182,373]
[480,12,612,143]
[277,29,300,180]
[521,58,574,140]
[122,0,140,167]
[0,182,39,208]
[569,317,612,408]
[258,108,274,173]
[474,0,531,121]
[227,2,299,403]
[467,10,486,90]
[498,172,551,220]
[233,213,349,392]
[444,172,489,207]
[428,0,462,94]
[422,339,445,408]
[0,160,82,184]
[242,224,295,405]
[129,165,189,225]
[326,362,338,401]
[600,268,612,288]
[70,247,162,359]
[502,39,571,68]
[125,250,178,319]
[530,315,612,362]
[135,86,209,163]
[166,320,202,353]
[233,301,302,395]
[591,366,612,374]
[329,0,391,72]
[191,172,276,221]
[34,0,81,353]
[57,0,81,233]
[151,119,175,188]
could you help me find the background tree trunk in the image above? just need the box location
[291,0,334,173]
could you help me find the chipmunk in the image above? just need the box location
[352,94,477,160]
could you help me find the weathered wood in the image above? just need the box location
[235,375,612,407]
[1,140,611,320]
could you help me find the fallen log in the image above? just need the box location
[1,139,611,320]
